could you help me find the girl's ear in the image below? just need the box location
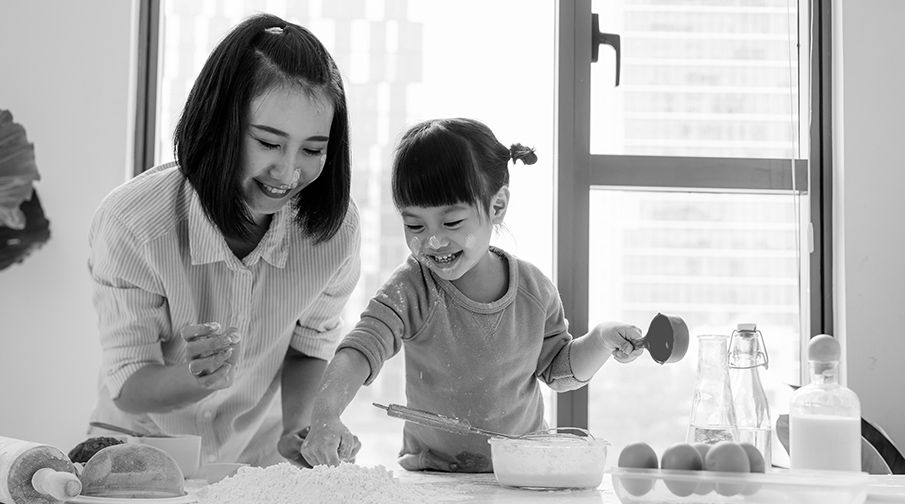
[490,186,510,224]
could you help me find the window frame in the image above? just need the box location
[553,0,832,427]
[134,0,833,429]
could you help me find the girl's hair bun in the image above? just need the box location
[509,143,537,165]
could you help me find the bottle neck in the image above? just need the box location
[808,360,840,385]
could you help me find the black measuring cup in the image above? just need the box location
[633,312,689,364]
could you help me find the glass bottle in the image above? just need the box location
[789,334,861,471]
[728,322,772,469]
[686,334,737,445]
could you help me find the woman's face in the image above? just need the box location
[240,86,334,225]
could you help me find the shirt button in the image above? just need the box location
[207,454,217,463]
[203,410,213,419]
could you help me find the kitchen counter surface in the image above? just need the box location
[393,470,617,503]
[186,470,618,503]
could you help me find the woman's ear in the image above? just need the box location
[490,186,510,224]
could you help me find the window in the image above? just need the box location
[558,0,824,466]
[141,0,827,470]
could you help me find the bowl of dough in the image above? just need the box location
[489,428,609,490]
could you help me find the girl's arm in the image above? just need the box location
[299,347,371,466]
[570,322,643,381]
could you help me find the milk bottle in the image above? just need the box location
[789,334,861,471]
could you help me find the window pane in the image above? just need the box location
[590,0,808,158]
[586,189,804,464]
[156,0,555,468]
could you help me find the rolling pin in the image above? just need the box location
[0,436,81,504]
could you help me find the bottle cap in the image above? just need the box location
[737,323,757,332]
[808,334,841,362]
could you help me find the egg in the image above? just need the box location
[703,441,751,496]
[617,442,658,496]
[738,442,765,495]
[659,443,702,496]
[691,443,713,495]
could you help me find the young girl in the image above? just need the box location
[300,118,643,472]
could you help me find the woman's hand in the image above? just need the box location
[300,418,360,466]
[180,322,241,391]
[277,427,313,467]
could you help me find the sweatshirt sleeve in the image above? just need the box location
[534,275,588,392]
[336,257,435,385]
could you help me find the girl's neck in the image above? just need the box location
[452,248,508,303]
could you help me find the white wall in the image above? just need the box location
[834,0,905,452]
[0,0,136,452]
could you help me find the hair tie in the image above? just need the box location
[509,143,538,165]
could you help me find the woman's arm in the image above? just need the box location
[114,363,210,413]
[281,348,327,436]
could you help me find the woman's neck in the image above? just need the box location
[452,249,508,303]
[226,217,271,259]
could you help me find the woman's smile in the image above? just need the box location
[256,179,296,198]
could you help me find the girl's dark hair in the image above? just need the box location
[391,118,536,216]
[174,14,350,243]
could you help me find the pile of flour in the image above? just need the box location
[196,462,440,504]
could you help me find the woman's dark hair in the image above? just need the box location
[174,13,350,243]
[391,118,536,216]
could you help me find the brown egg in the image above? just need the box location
[660,443,702,496]
[617,442,658,496]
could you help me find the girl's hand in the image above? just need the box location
[180,322,241,390]
[300,419,360,466]
[594,322,644,363]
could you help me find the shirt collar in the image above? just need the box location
[188,186,291,269]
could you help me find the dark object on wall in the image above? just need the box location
[0,189,51,271]
[1,109,50,271]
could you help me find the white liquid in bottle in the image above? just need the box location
[789,335,861,472]
[790,414,861,472]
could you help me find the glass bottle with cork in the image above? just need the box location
[728,322,772,469]
[789,334,861,471]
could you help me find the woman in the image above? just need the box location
[86,13,360,466]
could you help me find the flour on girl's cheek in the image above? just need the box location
[408,236,423,256]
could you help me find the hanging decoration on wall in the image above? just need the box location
[0,109,51,271]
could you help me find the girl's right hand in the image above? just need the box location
[300,419,361,466]
[179,322,241,391]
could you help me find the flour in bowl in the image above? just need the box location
[196,462,437,504]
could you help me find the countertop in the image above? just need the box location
[185,471,617,503]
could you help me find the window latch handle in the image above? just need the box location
[591,13,621,86]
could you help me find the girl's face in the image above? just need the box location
[402,190,507,282]
[240,86,334,225]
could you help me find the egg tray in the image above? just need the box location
[609,467,869,504]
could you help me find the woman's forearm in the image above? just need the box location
[281,349,328,435]
[114,363,209,414]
